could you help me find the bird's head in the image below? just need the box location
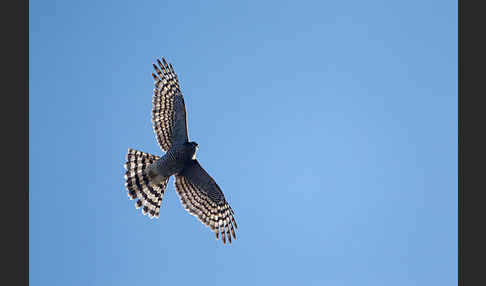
[189,141,199,149]
[188,141,199,159]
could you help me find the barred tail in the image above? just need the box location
[124,148,169,219]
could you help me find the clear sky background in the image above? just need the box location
[30,1,457,285]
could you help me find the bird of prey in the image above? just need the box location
[124,57,238,244]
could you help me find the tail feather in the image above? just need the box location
[124,148,169,219]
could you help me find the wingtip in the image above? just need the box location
[156,58,165,71]
[162,57,169,68]
[227,231,232,244]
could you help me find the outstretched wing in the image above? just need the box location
[151,58,189,152]
[174,160,238,244]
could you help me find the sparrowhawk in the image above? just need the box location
[124,58,238,244]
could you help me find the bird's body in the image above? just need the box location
[124,58,237,244]
[145,142,197,184]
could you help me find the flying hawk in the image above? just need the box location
[124,58,237,244]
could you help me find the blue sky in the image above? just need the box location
[30,1,457,285]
